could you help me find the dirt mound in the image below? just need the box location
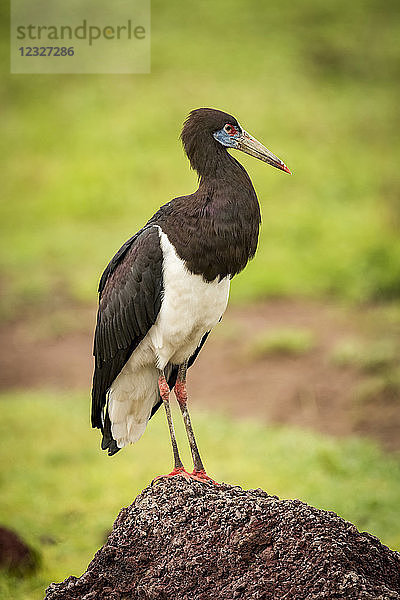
[45,478,400,600]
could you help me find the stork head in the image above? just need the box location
[181,108,291,175]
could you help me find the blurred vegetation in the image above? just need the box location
[332,338,399,372]
[331,336,400,402]
[246,327,315,358]
[1,1,400,596]
[1,0,400,320]
[0,391,400,599]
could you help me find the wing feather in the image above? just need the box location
[91,226,163,432]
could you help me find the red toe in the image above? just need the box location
[190,469,219,484]
[152,468,218,485]
[152,467,192,483]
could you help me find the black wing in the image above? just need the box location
[91,226,164,453]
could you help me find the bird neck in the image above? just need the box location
[198,159,256,199]
[152,151,261,282]
[196,152,261,229]
[188,134,247,183]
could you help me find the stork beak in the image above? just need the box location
[236,130,291,174]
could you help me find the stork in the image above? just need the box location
[91,108,291,481]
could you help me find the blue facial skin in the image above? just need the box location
[213,126,242,148]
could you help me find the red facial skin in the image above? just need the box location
[226,124,238,136]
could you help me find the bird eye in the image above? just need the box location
[224,123,237,136]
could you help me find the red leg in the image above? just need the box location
[156,372,185,474]
[174,363,218,484]
[152,368,218,485]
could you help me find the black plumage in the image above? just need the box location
[91,227,163,431]
[91,108,290,471]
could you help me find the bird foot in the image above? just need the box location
[152,467,218,485]
[152,467,193,484]
[190,469,218,484]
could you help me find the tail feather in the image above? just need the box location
[101,410,120,456]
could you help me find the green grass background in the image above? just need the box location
[1,0,400,318]
[1,392,400,600]
[1,0,400,596]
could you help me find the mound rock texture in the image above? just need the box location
[45,478,400,600]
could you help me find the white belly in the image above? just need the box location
[108,228,230,448]
[150,231,230,368]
